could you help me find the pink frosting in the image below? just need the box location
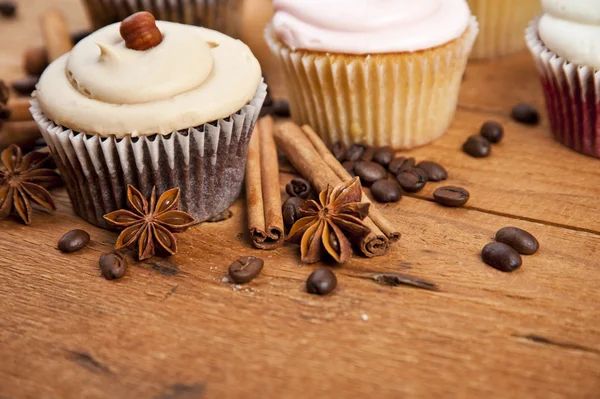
[271,0,471,54]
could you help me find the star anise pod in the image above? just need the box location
[287,177,371,264]
[0,145,62,224]
[104,185,195,261]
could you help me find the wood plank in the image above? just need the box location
[1,189,599,398]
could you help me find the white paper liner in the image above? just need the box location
[526,19,600,158]
[82,0,242,38]
[31,81,267,228]
[265,19,478,149]
[467,0,539,59]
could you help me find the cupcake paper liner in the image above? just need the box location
[265,19,478,149]
[82,0,242,38]
[526,19,600,158]
[467,0,539,59]
[31,81,267,229]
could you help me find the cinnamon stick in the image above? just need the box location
[301,125,401,243]
[245,116,284,249]
[0,121,41,151]
[274,122,389,258]
[41,9,73,62]
[6,97,33,122]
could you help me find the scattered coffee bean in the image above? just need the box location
[282,197,305,230]
[480,121,504,143]
[370,180,402,203]
[416,161,447,182]
[263,90,274,107]
[0,1,16,17]
[372,146,395,167]
[396,168,428,193]
[228,256,264,284]
[433,186,470,207]
[58,229,90,253]
[462,135,491,158]
[354,161,388,185]
[259,106,273,118]
[330,142,347,162]
[345,144,365,162]
[285,177,313,199]
[511,103,539,125]
[481,242,522,272]
[495,227,539,255]
[70,30,91,44]
[11,76,39,96]
[388,157,415,175]
[342,161,355,174]
[206,209,233,223]
[99,252,128,280]
[361,146,376,162]
[273,99,291,117]
[306,268,337,295]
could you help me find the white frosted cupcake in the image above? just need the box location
[266,0,478,149]
[526,0,600,158]
[31,13,266,228]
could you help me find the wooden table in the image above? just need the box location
[1,1,599,398]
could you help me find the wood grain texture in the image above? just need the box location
[1,1,600,398]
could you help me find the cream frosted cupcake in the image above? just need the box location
[468,0,540,59]
[31,12,266,228]
[82,0,242,38]
[265,0,478,149]
[526,0,600,158]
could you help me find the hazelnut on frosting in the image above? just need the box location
[539,0,600,70]
[271,0,471,54]
[35,18,262,138]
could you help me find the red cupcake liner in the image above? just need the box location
[526,18,600,158]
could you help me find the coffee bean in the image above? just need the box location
[372,146,395,166]
[259,106,273,118]
[370,180,401,203]
[306,268,337,295]
[70,30,91,44]
[462,135,491,158]
[416,161,447,182]
[342,161,355,174]
[285,177,312,199]
[388,157,415,175]
[273,99,291,117]
[361,146,376,162]
[481,242,522,272]
[99,252,128,280]
[345,144,365,162]
[480,121,504,143]
[263,90,274,107]
[331,142,347,162]
[228,256,264,284]
[396,168,428,193]
[58,229,90,253]
[495,227,539,255]
[11,76,38,96]
[282,197,305,230]
[0,1,16,17]
[511,103,539,125]
[433,186,470,207]
[354,161,387,185]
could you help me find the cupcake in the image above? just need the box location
[82,0,242,38]
[468,0,540,59]
[265,0,478,149]
[526,0,600,158]
[31,12,266,228]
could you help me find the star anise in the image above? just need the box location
[104,185,195,261]
[287,177,371,264]
[0,145,62,224]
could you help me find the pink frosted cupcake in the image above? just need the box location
[526,0,600,158]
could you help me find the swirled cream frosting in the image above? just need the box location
[36,21,262,137]
[539,0,600,70]
[271,0,471,54]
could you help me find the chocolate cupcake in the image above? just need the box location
[31,12,266,228]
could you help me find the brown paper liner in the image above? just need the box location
[467,0,539,59]
[526,19,600,158]
[81,0,242,38]
[30,81,267,229]
[265,19,477,149]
